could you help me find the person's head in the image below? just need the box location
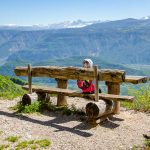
[82,59,93,68]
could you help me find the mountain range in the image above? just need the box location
[0,17,150,64]
[0,20,102,30]
[0,17,150,78]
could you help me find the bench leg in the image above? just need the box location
[105,82,120,114]
[37,92,50,103]
[56,79,68,106]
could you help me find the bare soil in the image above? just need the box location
[0,97,150,150]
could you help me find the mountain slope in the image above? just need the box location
[0,18,150,64]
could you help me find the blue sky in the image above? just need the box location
[0,0,150,25]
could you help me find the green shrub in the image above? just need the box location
[122,85,150,111]
[12,100,47,114]
[13,98,85,116]
[23,102,41,113]
[10,77,27,85]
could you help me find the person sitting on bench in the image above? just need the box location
[77,59,95,94]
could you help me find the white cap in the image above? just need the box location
[83,58,93,68]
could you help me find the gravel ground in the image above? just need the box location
[0,97,150,150]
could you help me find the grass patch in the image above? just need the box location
[132,139,150,150]
[16,141,29,149]
[11,100,47,114]
[122,85,150,112]
[0,130,3,135]
[0,144,9,150]
[6,136,21,143]
[27,140,35,144]
[0,132,51,149]
[30,144,37,149]
[35,139,51,147]
[12,99,85,117]
[0,75,26,99]
[145,139,150,148]
[131,145,138,150]
[16,139,51,149]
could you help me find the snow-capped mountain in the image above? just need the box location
[140,16,150,20]
[1,15,150,30]
[47,20,101,28]
[0,20,102,30]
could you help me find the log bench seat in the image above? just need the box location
[23,85,134,102]
[22,85,134,120]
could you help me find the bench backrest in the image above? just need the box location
[15,65,125,83]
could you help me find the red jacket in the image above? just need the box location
[77,80,95,93]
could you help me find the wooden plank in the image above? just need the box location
[22,85,134,102]
[93,65,99,101]
[14,66,125,82]
[125,75,149,84]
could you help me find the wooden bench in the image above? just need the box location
[14,64,149,120]
[22,85,134,102]
[125,75,149,84]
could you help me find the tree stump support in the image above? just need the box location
[86,100,114,119]
[22,93,38,105]
[105,81,120,114]
[56,79,68,106]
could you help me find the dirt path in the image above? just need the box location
[0,97,150,150]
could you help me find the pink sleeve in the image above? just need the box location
[77,80,84,89]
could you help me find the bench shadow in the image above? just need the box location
[99,116,124,129]
[71,116,124,130]
[0,109,124,135]
[0,110,92,137]
[99,120,120,129]
[108,116,124,122]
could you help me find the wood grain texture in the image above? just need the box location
[86,100,114,119]
[125,75,149,84]
[56,79,68,106]
[15,66,125,82]
[106,81,120,114]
